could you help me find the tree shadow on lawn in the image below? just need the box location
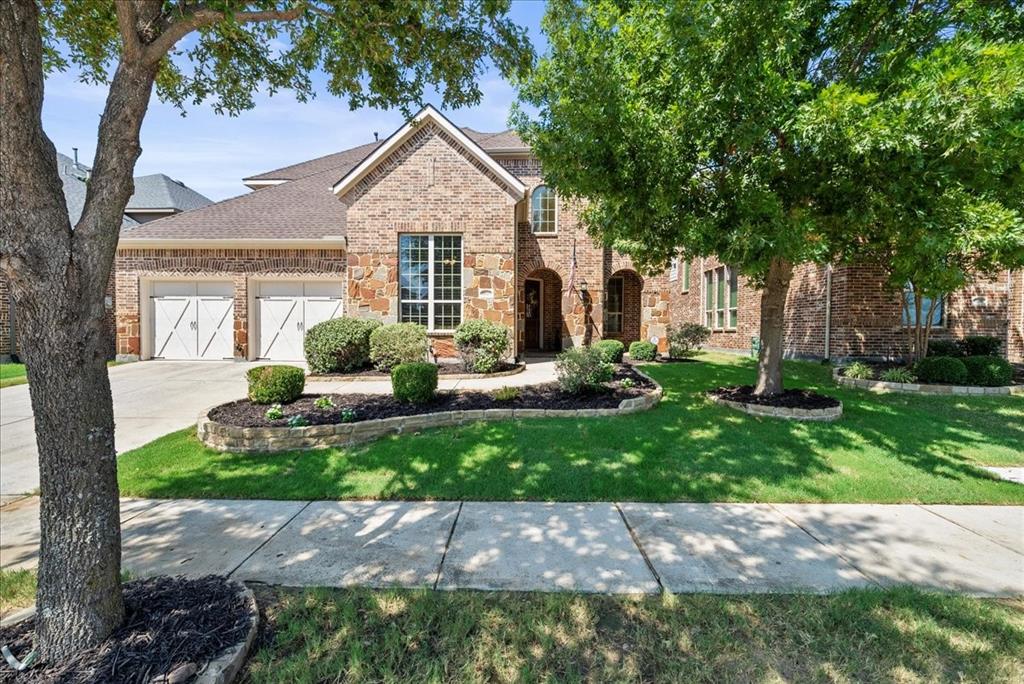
[120,356,1024,503]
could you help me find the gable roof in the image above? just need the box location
[126,174,212,212]
[331,105,527,199]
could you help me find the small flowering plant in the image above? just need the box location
[339,408,357,423]
[314,395,336,410]
[264,404,284,420]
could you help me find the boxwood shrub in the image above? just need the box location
[628,340,658,362]
[963,355,1013,387]
[453,319,510,373]
[555,347,614,394]
[926,339,961,357]
[593,339,625,363]
[247,365,305,404]
[914,356,968,385]
[304,317,381,374]
[958,335,1002,358]
[370,323,428,371]
[667,323,711,358]
[391,362,438,404]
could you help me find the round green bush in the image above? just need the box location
[369,323,428,371]
[391,362,438,404]
[453,319,510,373]
[247,365,305,404]
[914,356,969,385]
[593,339,625,363]
[926,339,961,357]
[628,340,658,362]
[667,323,711,358]
[958,336,1002,357]
[304,317,382,374]
[963,355,1013,387]
[555,346,614,394]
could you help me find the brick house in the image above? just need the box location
[112,106,671,362]
[0,152,211,361]
[668,258,1024,363]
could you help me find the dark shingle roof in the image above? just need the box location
[126,174,212,212]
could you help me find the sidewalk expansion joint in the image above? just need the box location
[614,503,664,593]
[767,503,881,589]
[915,504,1024,557]
[433,501,463,590]
[226,500,313,579]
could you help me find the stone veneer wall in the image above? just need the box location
[114,248,346,359]
[341,121,518,357]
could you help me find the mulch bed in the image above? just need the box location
[707,385,840,409]
[0,576,251,684]
[209,365,656,428]
[310,361,521,379]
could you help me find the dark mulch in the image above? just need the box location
[209,365,656,428]
[0,576,251,684]
[310,361,522,379]
[707,385,840,409]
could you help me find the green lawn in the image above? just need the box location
[0,363,27,388]
[118,353,1024,504]
[0,568,36,617]
[245,586,1024,683]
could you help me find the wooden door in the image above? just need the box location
[524,279,541,350]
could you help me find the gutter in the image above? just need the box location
[824,264,833,361]
[116,238,345,250]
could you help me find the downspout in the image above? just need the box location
[824,264,833,361]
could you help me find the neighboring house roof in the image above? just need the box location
[56,152,99,226]
[332,105,527,199]
[126,174,213,213]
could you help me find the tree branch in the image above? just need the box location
[143,2,309,64]
[115,2,141,60]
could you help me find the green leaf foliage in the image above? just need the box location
[247,365,305,404]
[391,362,438,404]
[369,323,428,372]
[304,317,381,374]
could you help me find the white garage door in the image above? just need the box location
[152,281,234,360]
[257,281,343,360]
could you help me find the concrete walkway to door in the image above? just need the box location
[2,496,1021,597]
[0,357,558,499]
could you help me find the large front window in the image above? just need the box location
[704,265,737,330]
[399,234,463,331]
[902,283,944,327]
[605,277,624,334]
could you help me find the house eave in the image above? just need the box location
[116,237,346,250]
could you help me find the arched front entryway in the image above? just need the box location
[604,269,643,345]
[522,267,563,352]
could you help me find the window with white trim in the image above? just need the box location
[901,283,944,327]
[605,277,624,334]
[669,257,679,281]
[682,260,691,293]
[531,185,557,234]
[703,266,737,330]
[398,234,463,331]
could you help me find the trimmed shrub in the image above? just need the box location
[453,319,510,373]
[914,356,968,385]
[958,335,1002,358]
[391,362,438,404]
[247,365,305,404]
[555,347,614,394]
[926,339,961,357]
[963,355,1013,387]
[628,340,658,362]
[593,339,626,363]
[304,317,381,374]
[880,367,917,383]
[369,323,428,371]
[843,361,874,380]
[667,323,711,358]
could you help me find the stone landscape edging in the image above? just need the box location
[832,368,1023,396]
[307,362,526,382]
[707,394,843,422]
[198,371,663,453]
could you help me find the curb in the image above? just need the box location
[198,374,664,453]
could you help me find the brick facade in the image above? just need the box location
[114,248,346,360]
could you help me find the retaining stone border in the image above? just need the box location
[199,373,663,453]
[707,394,842,422]
[833,368,1023,396]
[307,362,526,383]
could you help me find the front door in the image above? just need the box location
[524,279,541,350]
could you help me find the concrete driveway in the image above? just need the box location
[0,357,558,498]
[0,360,259,498]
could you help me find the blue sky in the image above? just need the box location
[42,1,547,201]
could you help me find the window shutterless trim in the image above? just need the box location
[398,234,463,333]
[530,185,558,234]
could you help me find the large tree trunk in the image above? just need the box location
[754,257,794,396]
[1,0,157,662]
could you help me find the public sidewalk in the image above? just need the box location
[3,496,1020,596]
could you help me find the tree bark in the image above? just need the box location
[754,257,794,396]
[1,0,157,662]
